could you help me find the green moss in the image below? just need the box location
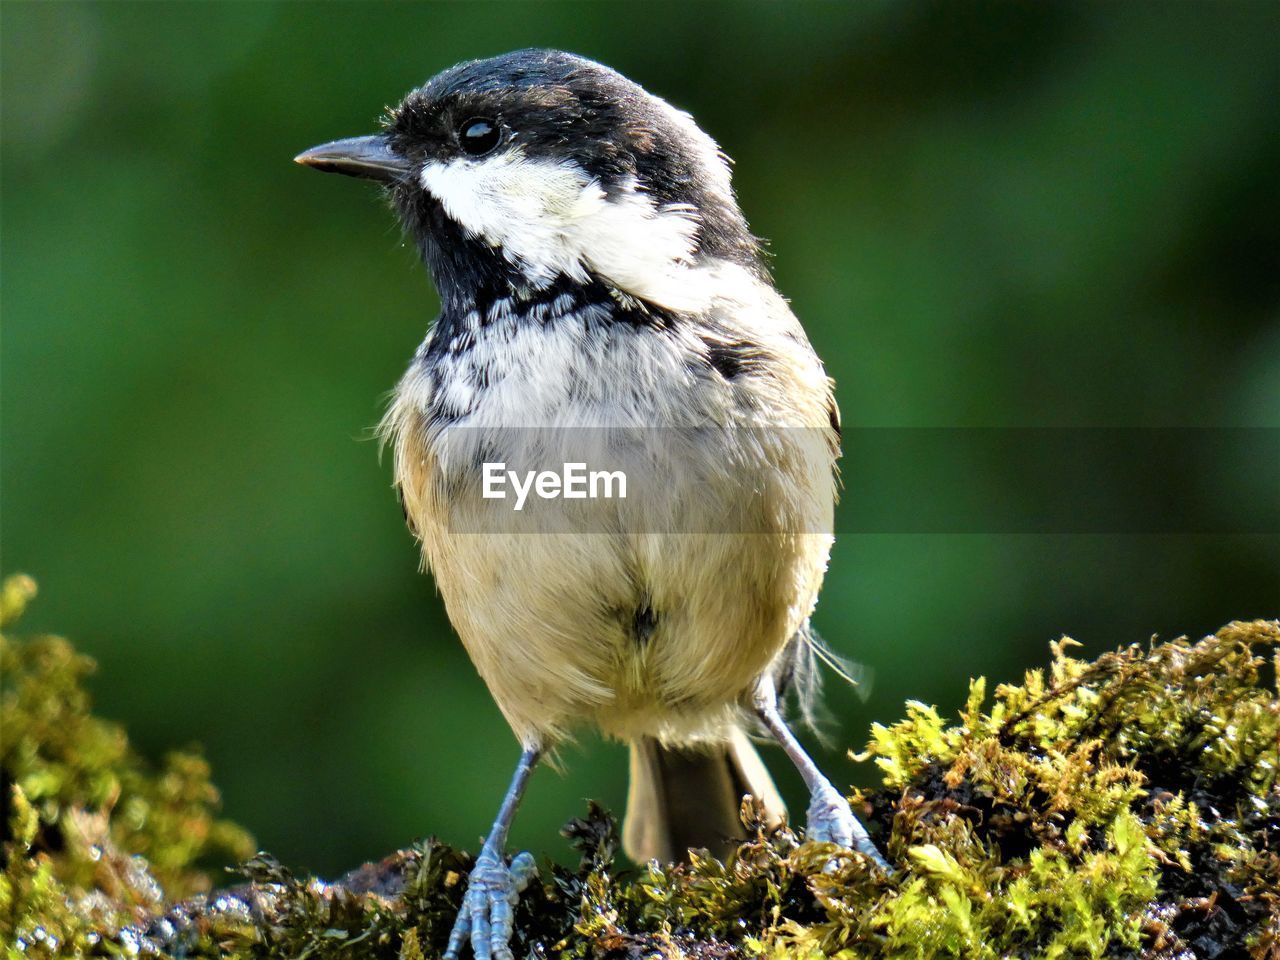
[2,574,1277,958]
[1,575,254,956]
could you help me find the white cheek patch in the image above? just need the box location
[419,150,716,311]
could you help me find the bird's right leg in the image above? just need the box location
[753,673,892,873]
[444,744,541,960]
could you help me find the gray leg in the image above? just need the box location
[753,674,892,873]
[444,745,541,960]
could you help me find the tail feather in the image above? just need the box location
[623,728,786,863]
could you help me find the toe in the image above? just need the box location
[468,887,493,960]
[509,851,536,889]
[445,849,537,960]
[443,901,473,960]
[805,788,894,874]
[489,889,517,960]
[806,787,855,846]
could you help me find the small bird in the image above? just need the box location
[297,49,889,960]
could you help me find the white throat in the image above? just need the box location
[420,151,718,312]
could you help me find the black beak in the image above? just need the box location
[294,134,411,184]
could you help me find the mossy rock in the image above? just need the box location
[2,573,1277,959]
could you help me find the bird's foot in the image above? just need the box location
[444,846,537,960]
[806,784,893,874]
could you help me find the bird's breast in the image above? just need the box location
[379,281,839,743]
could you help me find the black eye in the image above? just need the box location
[459,118,501,156]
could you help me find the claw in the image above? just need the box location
[444,847,537,960]
[806,785,893,874]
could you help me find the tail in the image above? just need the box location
[623,728,787,863]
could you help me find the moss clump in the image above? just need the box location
[0,575,254,955]
[854,624,1280,959]
[2,573,1277,958]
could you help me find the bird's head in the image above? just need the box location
[296,49,762,312]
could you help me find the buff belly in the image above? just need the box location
[420,526,832,746]
[393,410,835,747]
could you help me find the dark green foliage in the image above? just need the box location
[3,575,1277,958]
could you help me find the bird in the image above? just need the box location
[296,48,889,960]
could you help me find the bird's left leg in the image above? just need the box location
[752,674,892,873]
[444,744,541,960]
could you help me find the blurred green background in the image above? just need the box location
[2,1,1277,878]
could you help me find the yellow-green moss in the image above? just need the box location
[0,575,254,956]
[2,574,1277,959]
